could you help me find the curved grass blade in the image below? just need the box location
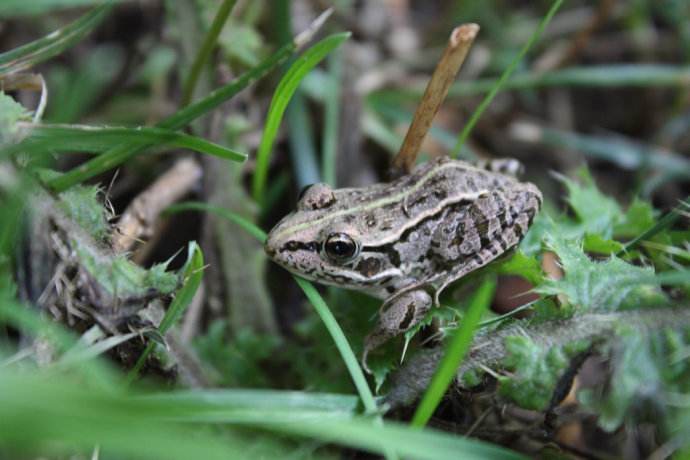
[620,195,690,255]
[251,32,350,203]
[451,0,563,158]
[411,278,496,427]
[127,242,204,382]
[141,389,361,415]
[146,402,524,460]
[3,124,246,162]
[294,278,377,414]
[46,40,297,192]
[0,373,261,460]
[181,0,237,106]
[0,3,113,74]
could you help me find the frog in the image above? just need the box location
[264,156,542,369]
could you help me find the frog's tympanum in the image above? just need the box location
[265,157,541,368]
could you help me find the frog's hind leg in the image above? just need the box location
[362,289,432,372]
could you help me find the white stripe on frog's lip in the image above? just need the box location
[271,161,491,243]
[276,257,403,286]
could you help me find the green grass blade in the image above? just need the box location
[620,196,690,255]
[46,40,296,192]
[0,373,259,460]
[140,389,361,415]
[128,242,204,382]
[451,0,564,158]
[0,370,524,459]
[294,278,377,414]
[253,415,525,460]
[0,3,113,72]
[180,0,237,106]
[251,32,350,203]
[411,278,496,427]
[3,124,247,161]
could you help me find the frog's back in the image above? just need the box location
[329,157,524,247]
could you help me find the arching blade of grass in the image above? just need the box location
[0,3,113,73]
[620,196,690,255]
[411,278,496,427]
[251,32,350,203]
[45,39,297,192]
[3,124,246,162]
[236,414,525,460]
[127,242,204,383]
[0,370,525,459]
[141,389,361,415]
[180,0,237,106]
[294,278,377,415]
[452,0,563,158]
[0,372,271,460]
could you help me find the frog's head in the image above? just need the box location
[265,183,397,294]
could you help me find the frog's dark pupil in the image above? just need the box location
[324,233,357,260]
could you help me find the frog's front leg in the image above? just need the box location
[363,289,432,371]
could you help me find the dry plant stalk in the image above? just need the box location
[390,23,479,176]
[113,157,202,253]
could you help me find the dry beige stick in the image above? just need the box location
[112,157,202,253]
[390,23,479,177]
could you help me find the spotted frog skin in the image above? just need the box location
[264,156,542,367]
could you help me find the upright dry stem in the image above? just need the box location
[390,23,479,176]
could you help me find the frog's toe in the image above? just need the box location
[361,290,433,373]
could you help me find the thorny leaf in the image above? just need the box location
[498,335,590,410]
[537,236,667,312]
[0,92,31,145]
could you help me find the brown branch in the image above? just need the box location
[112,157,202,253]
[390,23,479,177]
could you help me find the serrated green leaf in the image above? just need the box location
[582,233,624,255]
[556,169,623,239]
[615,198,657,238]
[0,92,32,145]
[491,250,544,285]
[537,237,667,312]
[579,326,690,432]
[58,185,110,241]
[75,246,179,298]
[498,335,590,410]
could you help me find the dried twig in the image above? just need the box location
[390,23,479,177]
[112,157,202,253]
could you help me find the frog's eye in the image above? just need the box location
[298,183,336,211]
[323,233,359,262]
